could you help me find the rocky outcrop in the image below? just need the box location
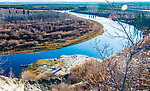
[0,55,102,91]
[20,55,102,80]
[17,55,102,90]
[0,75,41,91]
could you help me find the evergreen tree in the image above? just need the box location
[9,9,11,14]
[23,9,25,14]
[27,9,30,14]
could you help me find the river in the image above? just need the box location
[0,11,143,77]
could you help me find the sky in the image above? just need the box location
[0,0,150,2]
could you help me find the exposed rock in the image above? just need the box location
[0,75,41,91]
[20,55,102,80]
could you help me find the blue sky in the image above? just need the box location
[0,0,150,2]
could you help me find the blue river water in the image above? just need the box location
[0,11,143,77]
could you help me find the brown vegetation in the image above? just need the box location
[21,71,36,80]
[70,34,150,90]
[52,82,84,91]
[0,9,103,54]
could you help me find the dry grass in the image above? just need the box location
[70,40,150,91]
[21,71,36,80]
[52,82,84,91]
[70,59,111,90]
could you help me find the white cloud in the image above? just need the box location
[0,0,6,2]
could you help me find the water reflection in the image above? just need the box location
[89,15,96,19]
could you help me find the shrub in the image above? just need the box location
[21,71,36,80]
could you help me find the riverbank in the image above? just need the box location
[72,10,150,35]
[0,10,104,55]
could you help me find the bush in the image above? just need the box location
[21,71,36,80]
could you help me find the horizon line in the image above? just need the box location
[0,1,150,3]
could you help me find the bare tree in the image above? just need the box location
[91,1,150,90]
[73,1,150,91]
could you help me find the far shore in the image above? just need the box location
[1,14,104,55]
